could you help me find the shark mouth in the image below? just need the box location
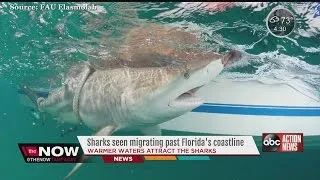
[169,85,204,108]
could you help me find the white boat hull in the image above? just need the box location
[160,77,320,136]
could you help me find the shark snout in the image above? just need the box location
[222,50,242,68]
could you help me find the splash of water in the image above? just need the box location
[0,2,319,103]
[220,51,320,102]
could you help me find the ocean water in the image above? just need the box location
[0,2,320,180]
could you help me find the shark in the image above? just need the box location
[19,24,242,179]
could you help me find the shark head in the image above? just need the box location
[165,58,224,110]
[130,53,237,126]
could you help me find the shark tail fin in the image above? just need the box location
[64,123,118,180]
[18,85,51,108]
[18,85,40,108]
[18,85,47,123]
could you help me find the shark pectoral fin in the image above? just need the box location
[64,122,118,180]
[140,125,162,136]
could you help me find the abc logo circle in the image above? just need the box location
[263,134,280,152]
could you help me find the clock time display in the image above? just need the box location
[266,7,296,38]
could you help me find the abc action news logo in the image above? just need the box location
[18,144,83,163]
[262,133,303,152]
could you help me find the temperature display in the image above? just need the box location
[266,7,296,38]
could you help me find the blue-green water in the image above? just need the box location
[0,2,320,180]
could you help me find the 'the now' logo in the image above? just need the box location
[18,143,83,163]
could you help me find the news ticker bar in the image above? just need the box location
[18,134,303,163]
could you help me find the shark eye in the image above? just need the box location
[184,72,190,79]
